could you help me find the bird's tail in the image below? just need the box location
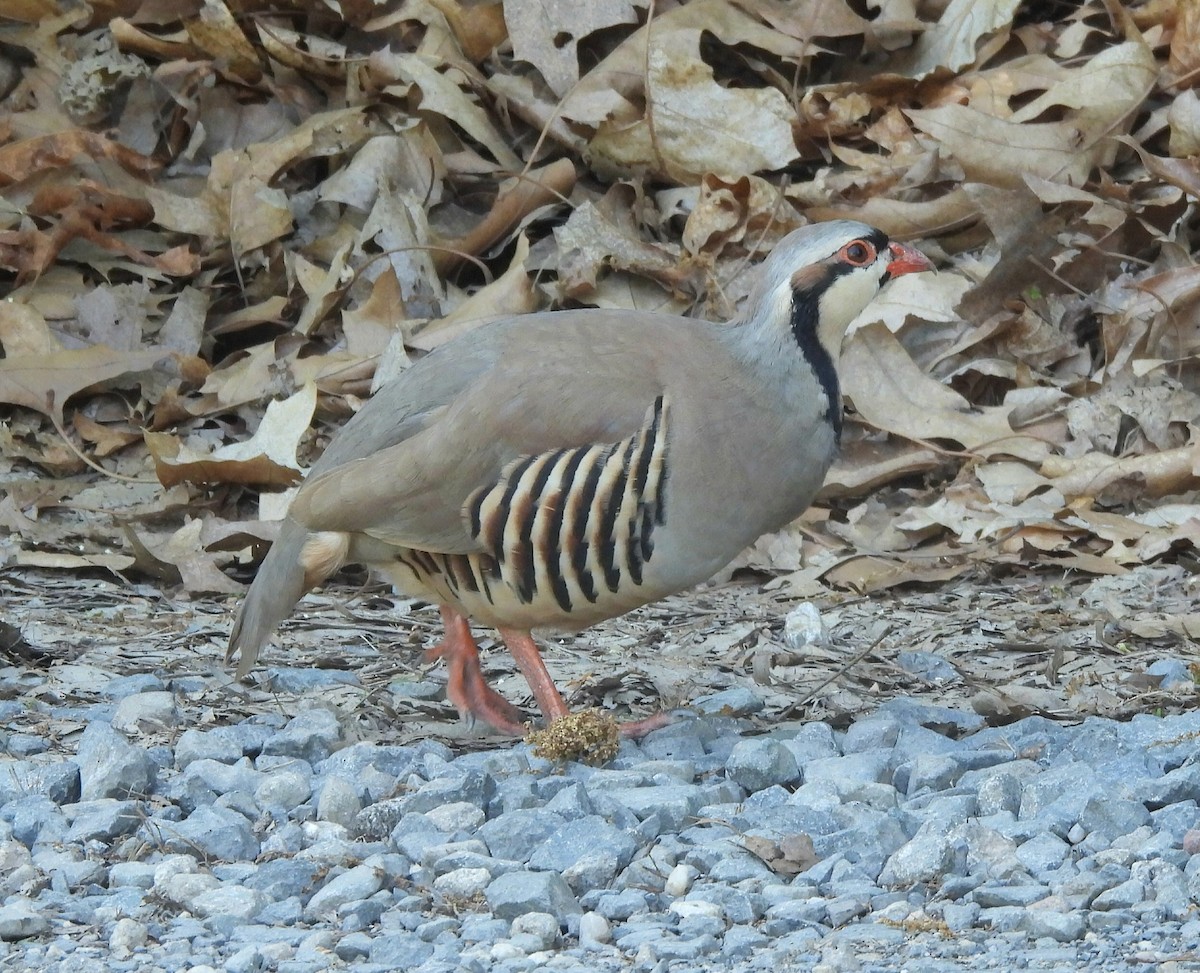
[226,517,312,679]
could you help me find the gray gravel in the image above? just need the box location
[1,677,1199,972]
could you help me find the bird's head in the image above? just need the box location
[744,219,934,362]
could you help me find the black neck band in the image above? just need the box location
[789,294,842,442]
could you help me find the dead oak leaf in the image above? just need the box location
[588,31,800,182]
[0,341,175,424]
[504,0,641,96]
[0,181,198,281]
[123,519,242,595]
[741,833,819,877]
[146,384,316,489]
[842,323,1052,463]
[883,0,1021,79]
[0,130,158,186]
[907,41,1156,189]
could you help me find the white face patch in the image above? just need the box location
[814,262,887,357]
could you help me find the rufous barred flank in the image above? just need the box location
[228,220,934,737]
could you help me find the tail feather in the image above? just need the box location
[227,518,312,679]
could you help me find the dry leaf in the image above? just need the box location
[588,32,800,182]
[842,323,1052,463]
[146,384,316,489]
[0,344,173,422]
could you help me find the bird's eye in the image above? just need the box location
[840,240,875,265]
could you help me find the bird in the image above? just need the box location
[227,219,933,737]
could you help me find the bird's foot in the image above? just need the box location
[426,608,529,736]
[428,611,678,742]
[497,627,675,740]
[616,710,674,738]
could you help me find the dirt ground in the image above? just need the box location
[3,559,1197,755]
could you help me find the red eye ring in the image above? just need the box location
[840,240,875,266]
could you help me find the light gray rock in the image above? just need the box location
[315,774,362,828]
[304,860,387,918]
[76,722,155,801]
[478,807,565,862]
[486,870,581,920]
[109,916,148,958]
[159,805,259,861]
[424,800,485,833]
[528,815,638,873]
[189,884,268,921]
[578,910,611,945]
[0,899,48,940]
[880,830,961,887]
[1021,910,1087,941]
[1092,878,1146,910]
[111,691,178,734]
[726,738,800,791]
[260,708,343,763]
[254,769,311,810]
[63,799,143,842]
[434,867,491,899]
[510,911,560,949]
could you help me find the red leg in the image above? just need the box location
[497,628,570,724]
[616,711,674,738]
[497,628,674,739]
[424,607,528,736]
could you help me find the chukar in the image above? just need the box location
[228,219,932,736]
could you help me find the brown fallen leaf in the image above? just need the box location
[184,0,263,84]
[145,383,316,489]
[0,131,159,186]
[505,0,639,96]
[14,549,136,574]
[822,437,947,499]
[123,520,242,595]
[587,29,800,182]
[411,235,537,353]
[434,159,576,274]
[741,833,820,878]
[0,343,174,424]
[72,413,142,456]
[842,323,1053,463]
[820,555,971,595]
[882,0,1020,79]
[1040,446,1200,502]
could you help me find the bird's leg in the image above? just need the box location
[425,607,528,736]
[496,629,571,724]
[614,711,674,738]
[497,629,674,739]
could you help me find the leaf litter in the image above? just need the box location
[0,0,1198,737]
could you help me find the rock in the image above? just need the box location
[109,917,148,958]
[189,885,268,921]
[434,867,492,899]
[111,691,178,733]
[75,721,155,801]
[0,900,48,940]
[260,708,344,763]
[160,806,259,861]
[725,738,800,791]
[528,815,638,873]
[304,861,386,918]
[486,870,582,920]
[316,775,362,828]
[510,911,560,949]
[0,760,79,809]
[578,910,611,946]
[478,807,565,862]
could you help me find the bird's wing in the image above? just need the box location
[286,310,695,554]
